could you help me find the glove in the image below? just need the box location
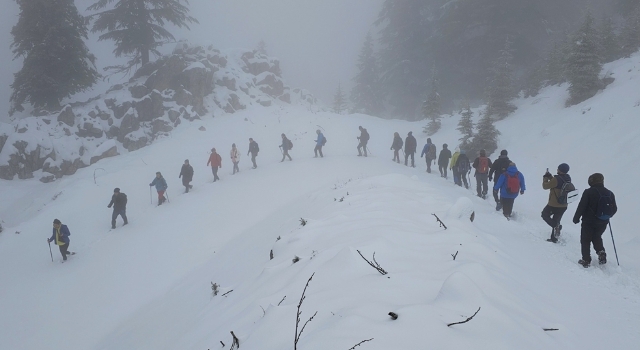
[149,184,152,186]
[520,190,525,195]
[573,218,580,224]
[488,176,493,181]
[543,172,552,178]
[107,205,111,208]
[390,147,392,150]
[47,238,50,242]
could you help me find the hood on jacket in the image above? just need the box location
[506,164,519,175]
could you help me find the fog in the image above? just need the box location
[0,0,384,120]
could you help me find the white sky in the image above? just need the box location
[0,0,384,120]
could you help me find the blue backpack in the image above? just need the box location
[594,188,613,220]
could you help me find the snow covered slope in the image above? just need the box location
[1,56,640,349]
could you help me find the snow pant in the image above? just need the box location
[439,163,448,178]
[281,149,292,162]
[500,197,515,217]
[58,242,70,260]
[492,179,501,203]
[250,153,258,168]
[393,149,400,162]
[211,167,220,181]
[232,161,239,174]
[476,173,489,196]
[454,170,468,187]
[314,145,323,158]
[405,152,415,167]
[157,190,166,205]
[357,141,368,156]
[580,222,607,263]
[425,158,434,173]
[111,208,128,228]
[182,177,192,192]
[541,205,566,228]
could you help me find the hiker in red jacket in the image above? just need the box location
[207,148,222,182]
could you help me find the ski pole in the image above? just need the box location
[48,240,53,262]
[165,190,170,203]
[149,186,152,204]
[366,146,372,156]
[608,221,620,266]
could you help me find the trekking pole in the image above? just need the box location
[608,222,620,266]
[48,240,53,262]
[149,186,152,204]
[165,190,170,203]
[366,146,373,156]
[402,148,405,157]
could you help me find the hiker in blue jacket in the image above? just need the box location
[493,163,526,219]
[149,172,168,205]
[314,130,325,158]
[47,219,72,261]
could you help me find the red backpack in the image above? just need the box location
[505,172,520,194]
[478,157,489,173]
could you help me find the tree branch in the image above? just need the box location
[357,250,388,275]
[447,307,481,327]
[451,251,458,260]
[295,273,316,350]
[432,213,448,230]
[347,338,374,349]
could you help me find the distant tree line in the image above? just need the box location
[10,0,197,115]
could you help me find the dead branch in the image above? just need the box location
[278,296,286,306]
[470,211,475,222]
[388,312,398,320]
[300,218,307,226]
[230,331,240,349]
[295,273,317,350]
[432,214,448,230]
[221,290,234,297]
[347,338,374,350]
[357,250,388,275]
[543,328,559,331]
[220,340,225,347]
[447,307,480,327]
[260,305,266,317]
[451,251,458,260]
[292,256,300,264]
[270,250,274,260]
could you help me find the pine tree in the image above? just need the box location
[599,17,621,63]
[332,84,348,114]
[10,0,98,114]
[485,38,517,120]
[457,104,474,150]
[523,64,544,98]
[422,70,442,135]
[256,40,268,55]
[545,42,566,86]
[566,13,603,106]
[88,0,198,72]
[469,113,500,157]
[620,6,640,57]
[350,32,384,116]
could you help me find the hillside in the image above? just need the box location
[0,54,639,349]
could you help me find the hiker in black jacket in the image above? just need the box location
[404,132,417,167]
[390,132,403,163]
[280,133,293,162]
[248,138,259,169]
[107,188,128,229]
[357,126,370,157]
[573,173,617,267]
[179,159,194,192]
[438,144,452,178]
[489,149,511,210]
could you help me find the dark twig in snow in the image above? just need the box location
[278,296,286,306]
[220,340,225,347]
[347,338,374,349]
[447,307,481,327]
[432,214,448,230]
[357,250,388,275]
[221,290,234,297]
[388,312,398,320]
[230,331,240,349]
[451,251,458,260]
[294,273,317,350]
[543,328,559,331]
[270,250,274,260]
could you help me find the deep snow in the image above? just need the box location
[1,55,640,349]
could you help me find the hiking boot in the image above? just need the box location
[554,225,563,238]
[495,202,502,211]
[546,238,558,243]
[578,259,590,268]
[597,251,607,265]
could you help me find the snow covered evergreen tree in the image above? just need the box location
[485,38,517,120]
[566,13,603,106]
[457,104,475,150]
[88,0,198,72]
[350,32,384,116]
[10,0,98,114]
[332,84,348,114]
[469,112,500,157]
[599,17,620,63]
[545,42,566,86]
[422,70,442,135]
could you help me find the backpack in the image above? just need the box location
[427,144,436,159]
[322,135,327,146]
[594,188,613,220]
[478,157,489,174]
[554,177,576,205]
[287,139,293,149]
[505,172,521,195]
[362,130,370,142]
[457,155,470,173]
[255,142,259,153]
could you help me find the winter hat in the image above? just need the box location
[588,173,604,186]
[114,188,120,193]
[479,149,486,157]
[460,149,466,154]
[455,147,460,152]
[317,130,321,134]
[500,149,508,156]
[53,219,61,224]
[427,138,432,143]
[443,143,448,148]
[156,171,162,176]
[558,163,570,174]
[408,131,413,136]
